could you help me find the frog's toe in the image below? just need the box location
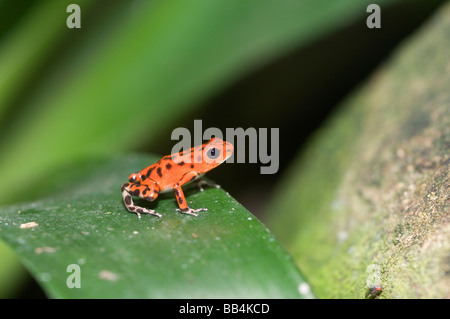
[175,207,208,217]
[134,207,162,218]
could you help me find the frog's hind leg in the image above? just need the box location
[195,178,221,192]
[121,182,162,218]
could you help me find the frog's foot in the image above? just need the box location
[196,179,221,192]
[133,207,162,219]
[121,183,162,218]
[124,199,162,219]
[175,207,208,217]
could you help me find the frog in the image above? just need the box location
[121,137,233,218]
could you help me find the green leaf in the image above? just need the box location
[0,154,312,298]
[266,2,450,298]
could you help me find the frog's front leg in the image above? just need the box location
[121,182,162,218]
[173,171,208,216]
[173,182,207,217]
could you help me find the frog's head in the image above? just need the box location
[128,172,142,183]
[202,137,234,166]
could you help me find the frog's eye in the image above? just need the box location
[206,147,220,160]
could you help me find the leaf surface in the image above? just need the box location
[0,154,312,298]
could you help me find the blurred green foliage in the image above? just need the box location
[267,3,450,297]
[0,0,403,205]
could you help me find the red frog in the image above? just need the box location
[121,138,233,218]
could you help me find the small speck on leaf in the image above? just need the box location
[20,221,38,229]
[99,270,119,281]
[35,246,57,254]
